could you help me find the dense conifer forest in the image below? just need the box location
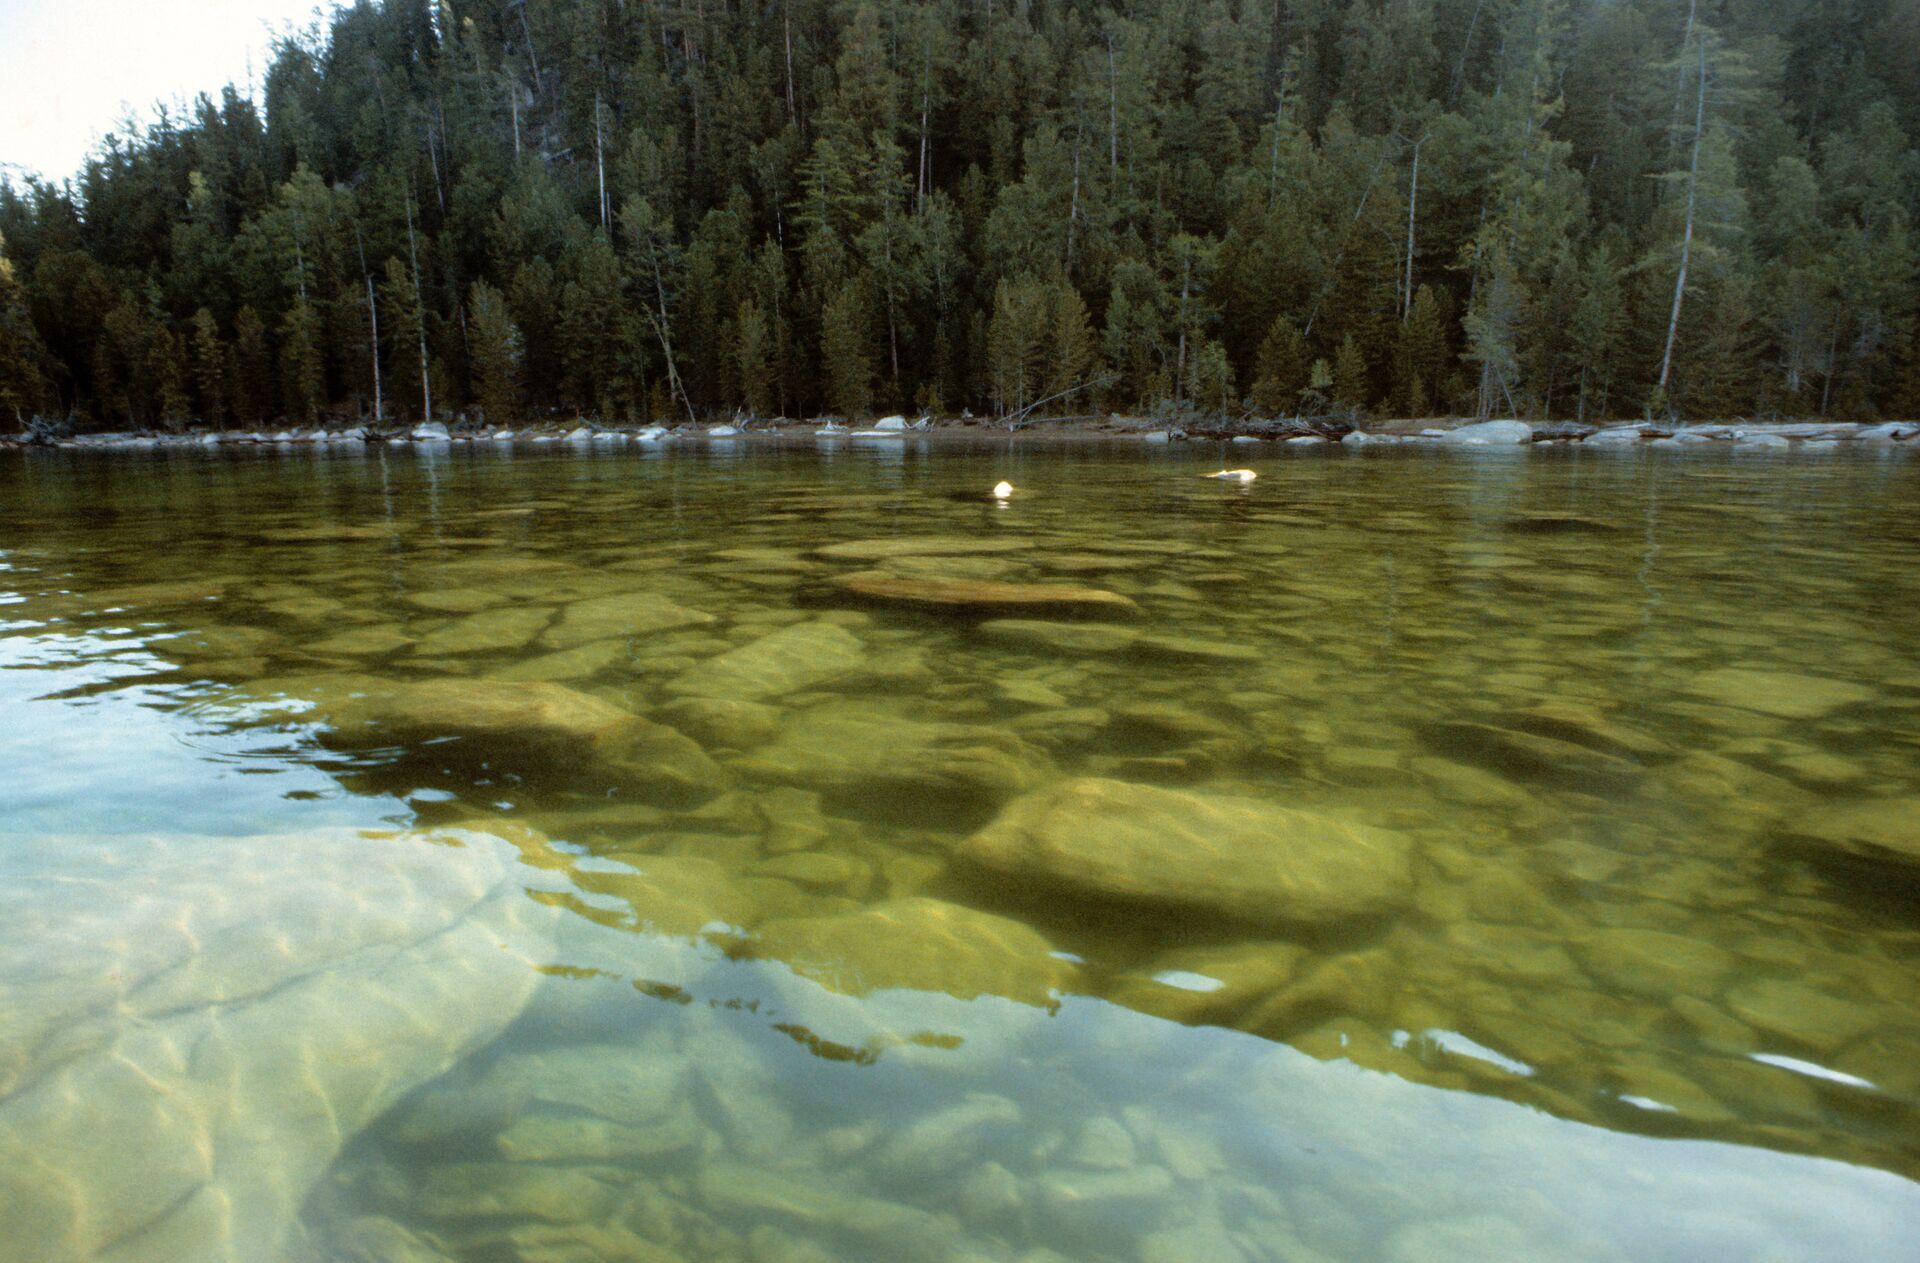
[1,0,1917,430]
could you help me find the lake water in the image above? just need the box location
[1,436,1917,1263]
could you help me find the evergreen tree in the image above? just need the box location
[1393,286,1447,418]
[0,0,1912,427]
[1044,283,1100,407]
[987,276,1050,417]
[189,307,228,427]
[1251,317,1309,416]
[232,305,273,425]
[1568,242,1629,421]
[1189,339,1235,418]
[280,296,325,423]
[0,232,49,426]
[735,299,775,419]
[468,281,525,425]
[380,258,427,422]
[820,281,874,418]
[1332,333,1370,414]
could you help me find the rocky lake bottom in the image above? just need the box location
[0,438,1917,1262]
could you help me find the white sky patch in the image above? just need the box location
[0,0,328,184]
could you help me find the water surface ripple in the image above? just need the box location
[1,440,1917,1263]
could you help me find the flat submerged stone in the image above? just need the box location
[815,535,1036,561]
[829,573,1142,618]
[745,896,1077,1007]
[1685,668,1876,720]
[0,827,548,1263]
[278,676,724,804]
[1782,797,1920,865]
[959,777,1413,929]
[665,621,866,700]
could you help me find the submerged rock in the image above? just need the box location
[1106,940,1308,1026]
[815,535,1035,562]
[1423,720,1644,791]
[828,573,1142,618]
[959,778,1413,929]
[665,621,866,701]
[735,699,1048,824]
[1780,798,1920,866]
[282,676,723,804]
[0,827,548,1263]
[1684,667,1875,721]
[979,619,1141,654]
[654,696,783,749]
[540,591,716,650]
[745,897,1077,1007]
[411,605,553,655]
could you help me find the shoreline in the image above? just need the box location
[5,414,1916,453]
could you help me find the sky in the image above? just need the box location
[0,0,329,184]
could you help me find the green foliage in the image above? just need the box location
[468,281,525,425]
[987,276,1050,416]
[1251,318,1309,416]
[0,233,50,425]
[188,308,227,427]
[820,281,874,418]
[1332,334,1370,414]
[0,0,1914,428]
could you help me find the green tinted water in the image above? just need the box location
[2,439,1917,1262]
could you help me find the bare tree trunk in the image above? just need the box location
[1267,80,1287,207]
[1657,29,1707,399]
[1175,253,1192,401]
[517,0,542,87]
[1403,136,1422,320]
[594,90,609,227]
[1065,139,1081,278]
[353,221,382,421]
[917,67,931,211]
[404,185,432,421]
[1106,35,1120,173]
[1450,0,1486,102]
[783,0,798,125]
[646,253,697,425]
[1819,326,1838,416]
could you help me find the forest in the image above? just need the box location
[1,0,1917,431]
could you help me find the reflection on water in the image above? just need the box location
[1,439,1918,1262]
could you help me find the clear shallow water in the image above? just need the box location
[1,438,1918,1263]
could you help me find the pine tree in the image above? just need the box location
[0,232,49,426]
[1300,357,1334,416]
[380,258,426,423]
[1393,285,1447,419]
[232,306,273,425]
[735,299,775,419]
[189,307,228,427]
[1568,242,1629,421]
[1190,339,1235,418]
[820,281,873,418]
[280,295,325,423]
[1045,283,1100,407]
[987,276,1049,417]
[468,281,524,426]
[1251,316,1308,416]
[557,232,625,420]
[1332,334,1370,414]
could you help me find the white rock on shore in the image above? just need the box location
[1440,419,1533,445]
